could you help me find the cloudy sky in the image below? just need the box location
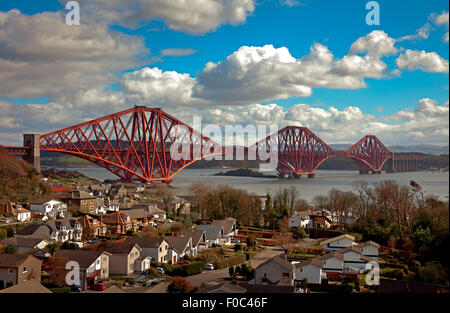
[0,0,448,146]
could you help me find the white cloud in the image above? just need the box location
[78,0,255,34]
[396,49,449,73]
[0,9,148,98]
[350,30,398,57]
[397,23,432,42]
[160,48,198,57]
[431,11,449,43]
[279,0,301,7]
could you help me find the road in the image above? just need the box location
[146,246,284,293]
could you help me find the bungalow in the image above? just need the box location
[288,211,311,229]
[320,234,356,251]
[196,224,224,248]
[0,254,43,290]
[101,241,149,276]
[80,215,108,238]
[124,237,169,264]
[179,229,207,254]
[294,258,324,285]
[319,251,345,273]
[30,198,67,219]
[254,255,295,286]
[338,246,373,273]
[0,236,49,254]
[212,218,237,245]
[54,249,111,290]
[354,241,380,261]
[164,235,193,264]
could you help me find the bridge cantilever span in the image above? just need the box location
[2,106,425,182]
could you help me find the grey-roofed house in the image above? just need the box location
[54,249,111,290]
[254,254,295,286]
[354,241,380,261]
[196,224,224,248]
[164,235,193,264]
[211,219,237,245]
[338,246,373,273]
[319,251,345,273]
[294,258,324,285]
[124,237,169,263]
[45,218,83,242]
[0,236,50,254]
[179,229,206,254]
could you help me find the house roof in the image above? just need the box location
[256,255,295,271]
[0,236,47,248]
[82,215,107,229]
[124,237,166,249]
[101,241,141,255]
[121,208,151,219]
[338,246,363,255]
[294,257,323,269]
[30,198,57,205]
[164,235,191,254]
[320,234,356,246]
[179,229,205,246]
[196,224,223,241]
[0,279,52,294]
[55,250,110,269]
[0,254,38,268]
[16,224,42,235]
[319,251,345,261]
[212,219,235,234]
[355,240,381,249]
[292,211,310,219]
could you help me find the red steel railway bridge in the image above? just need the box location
[2,106,424,183]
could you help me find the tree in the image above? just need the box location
[6,228,14,238]
[167,276,193,293]
[228,266,235,279]
[183,215,192,229]
[293,226,307,240]
[4,244,16,254]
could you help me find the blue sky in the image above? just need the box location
[0,0,448,145]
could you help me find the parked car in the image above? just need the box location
[167,219,173,223]
[70,284,82,292]
[156,267,165,274]
[205,263,214,270]
[230,238,240,243]
[91,283,107,291]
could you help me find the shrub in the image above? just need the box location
[234,244,242,251]
[167,276,193,293]
[213,255,246,269]
[4,244,16,254]
[0,228,7,240]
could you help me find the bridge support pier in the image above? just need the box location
[359,170,370,174]
[307,174,315,178]
[23,134,41,173]
[293,174,301,179]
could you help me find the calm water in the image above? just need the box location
[60,167,449,202]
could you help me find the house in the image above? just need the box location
[288,211,311,229]
[121,208,152,227]
[164,235,193,264]
[0,254,43,290]
[212,218,237,245]
[101,212,137,235]
[319,251,345,273]
[60,191,99,214]
[124,237,169,264]
[254,255,295,286]
[294,258,324,285]
[0,236,49,254]
[309,215,332,229]
[17,224,52,241]
[320,234,356,251]
[54,249,111,290]
[30,213,48,222]
[45,218,83,242]
[338,246,373,273]
[98,198,120,214]
[354,241,380,261]
[179,229,207,254]
[30,198,67,219]
[172,197,191,215]
[0,279,51,293]
[101,241,149,276]
[196,224,224,248]
[80,215,108,238]
[0,203,31,222]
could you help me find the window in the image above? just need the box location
[96,259,100,265]
[159,247,162,252]
[22,266,28,273]
[103,256,107,263]
[8,268,14,275]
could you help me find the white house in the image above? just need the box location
[254,255,295,286]
[320,234,356,251]
[196,224,224,247]
[12,206,31,222]
[354,241,380,261]
[288,211,311,228]
[30,199,67,219]
[338,246,373,273]
[164,235,193,264]
[294,258,324,285]
[319,252,344,273]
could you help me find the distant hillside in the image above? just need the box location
[0,147,50,203]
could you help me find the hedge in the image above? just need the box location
[165,261,206,277]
